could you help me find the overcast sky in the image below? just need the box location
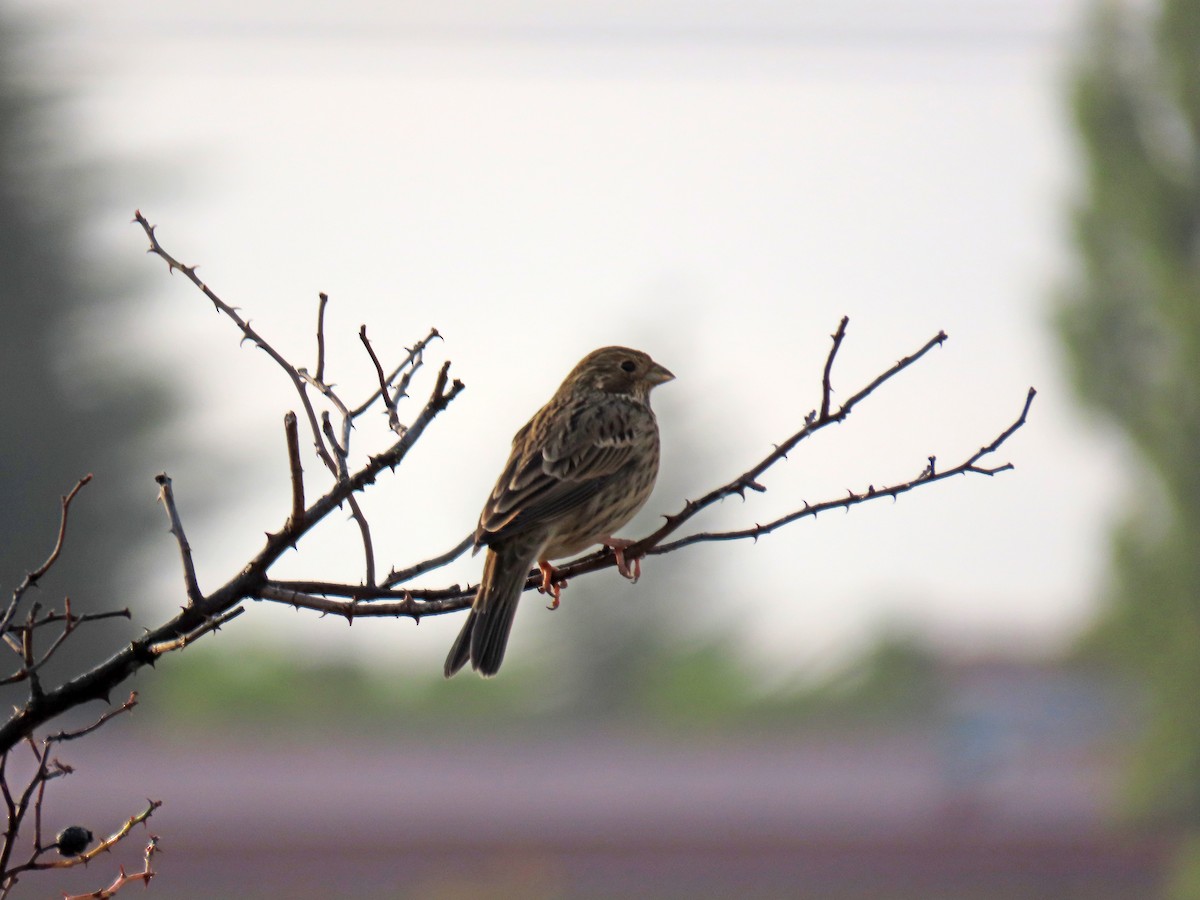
[9,0,1124,676]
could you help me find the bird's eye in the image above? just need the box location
[620,359,637,373]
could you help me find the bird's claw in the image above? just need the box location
[538,560,564,610]
[604,538,641,583]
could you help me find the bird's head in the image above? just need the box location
[569,346,674,400]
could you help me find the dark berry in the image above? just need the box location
[56,825,93,857]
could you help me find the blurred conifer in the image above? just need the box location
[0,11,171,677]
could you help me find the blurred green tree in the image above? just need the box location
[1059,0,1200,889]
[0,12,169,675]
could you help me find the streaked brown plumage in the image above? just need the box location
[444,346,674,678]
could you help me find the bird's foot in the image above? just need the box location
[538,560,565,610]
[602,537,641,583]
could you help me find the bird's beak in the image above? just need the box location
[646,361,675,386]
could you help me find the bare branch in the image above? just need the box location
[154,473,202,607]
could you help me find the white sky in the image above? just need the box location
[11,0,1128,675]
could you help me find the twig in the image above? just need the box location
[359,325,402,434]
[47,693,138,744]
[135,211,340,479]
[349,327,441,420]
[20,609,130,634]
[145,608,244,656]
[383,533,474,587]
[0,599,102,687]
[314,291,330,384]
[1,476,92,637]
[0,739,52,885]
[284,411,305,530]
[42,800,161,873]
[62,834,158,900]
[256,584,469,620]
[0,609,133,688]
[630,322,949,556]
[344,495,376,587]
[965,385,1037,465]
[654,393,1033,552]
[262,580,463,602]
[820,316,848,419]
[320,412,348,481]
[154,474,202,607]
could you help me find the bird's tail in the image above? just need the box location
[444,545,534,678]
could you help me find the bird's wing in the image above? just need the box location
[476,396,648,543]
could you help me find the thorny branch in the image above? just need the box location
[0,475,147,897]
[360,325,402,434]
[0,693,147,898]
[154,474,201,607]
[0,217,464,757]
[130,211,1031,632]
[0,212,1035,896]
[1,475,92,638]
[62,833,159,900]
[254,355,1036,619]
[46,799,161,872]
[284,411,305,529]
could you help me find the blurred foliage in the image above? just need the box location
[1059,0,1200,890]
[0,10,171,676]
[147,628,943,735]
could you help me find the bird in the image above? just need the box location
[444,346,674,678]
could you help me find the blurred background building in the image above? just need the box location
[2,0,1199,897]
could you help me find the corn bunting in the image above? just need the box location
[444,346,674,677]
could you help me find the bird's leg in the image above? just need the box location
[601,537,641,583]
[538,559,565,610]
